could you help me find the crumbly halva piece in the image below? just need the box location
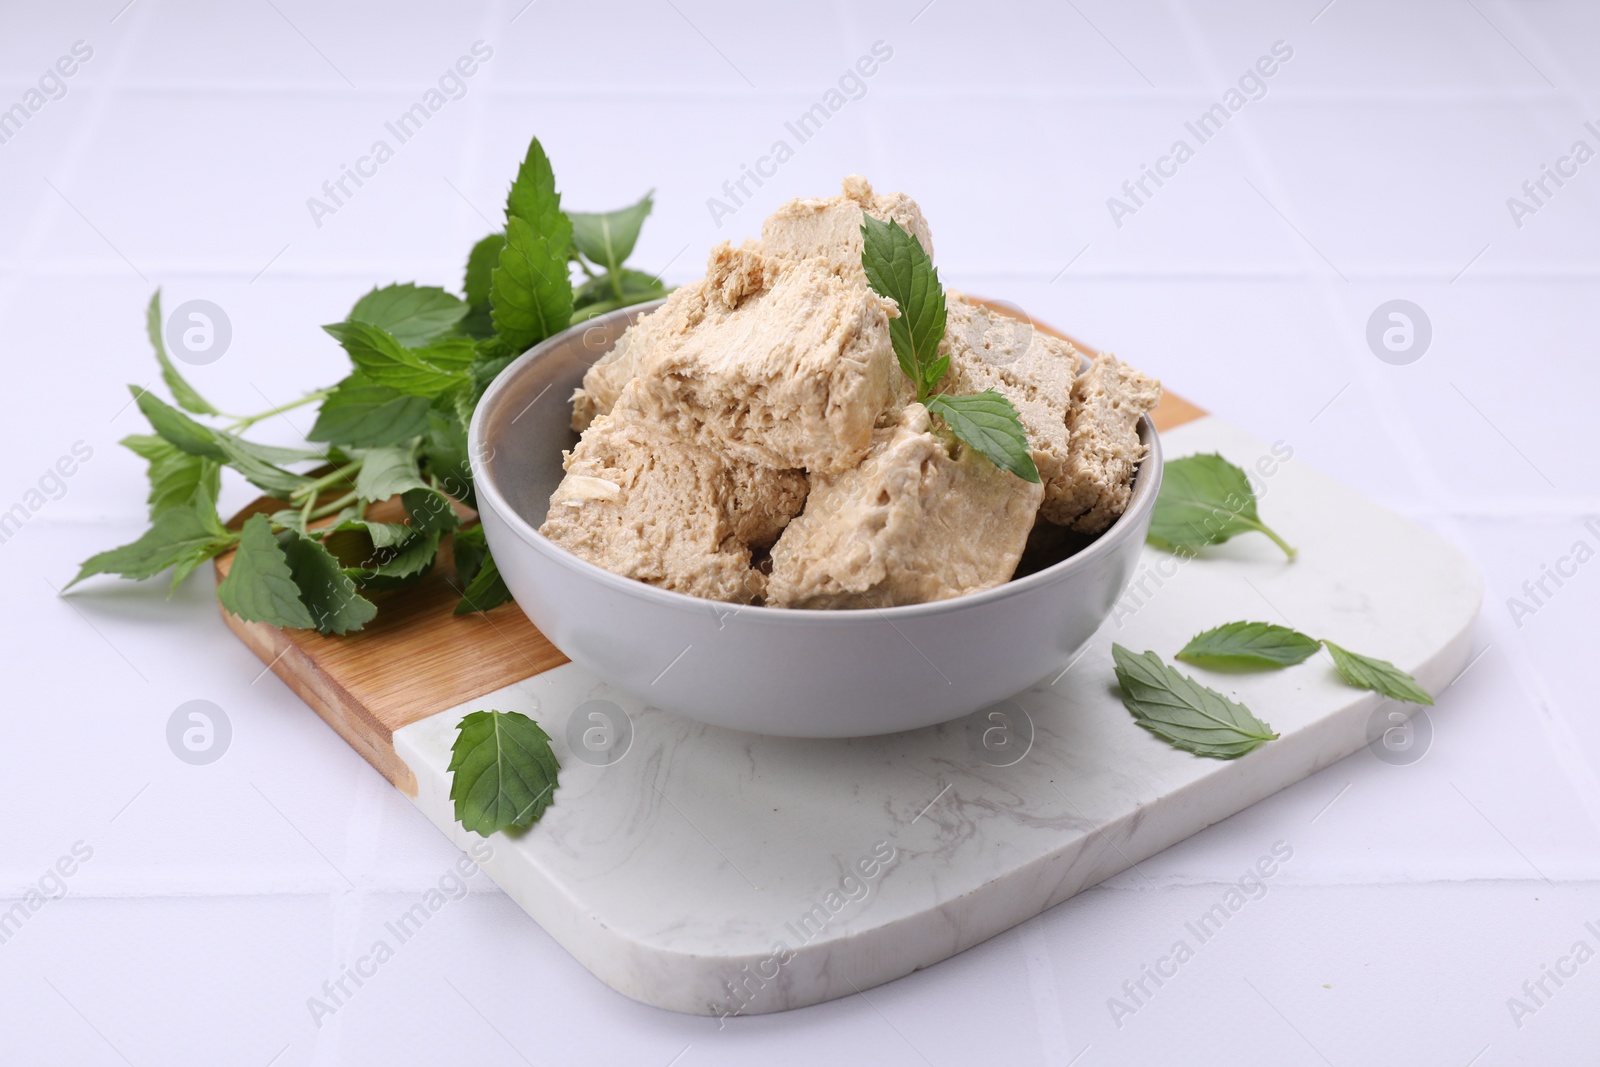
[627,242,899,473]
[540,384,808,604]
[766,404,1043,609]
[759,174,934,285]
[570,280,702,432]
[572,176,928,432]
[939,294,1159,534]
[1047,349,1162,532]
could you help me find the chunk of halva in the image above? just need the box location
[572,175,930,432]
[766,404,1042,609]
[570,279,699,432]
[626,242,899,473]
[940,294,1159,534]
[540,383,808,604]
[1048,349,1162,532]
[759,174,935,284]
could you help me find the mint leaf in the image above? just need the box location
[469,349,518,407]
[858,220,1034,482]
[131,385,224,458]
[349,284,469,347]
[490,215,574,353]
[570,192,653,275]
[1323,641,1433,706]
[168,541,225,588]
[861,215,946,397]
[130,387,312,496]
[926,391,1041,483]
[464,233,507,308]
[323,321,470,398]
[225,438,324,466]
[504,137,572,256]
[122,434,218,519]
[1177,621,1322,669]
[215,514,314,628]
[448,709,560,836]
[309,374,433,447]
[570,274,669,325]
[572,267,667,316]
[422,404,473,506]
[320,513,438,589]
[453,540,511,614]
[322,515,413,554]
[276,529,377,634]
[354,444,428,503]
[67,488,229,589]
[403,487,460,536]
[214,436,310,497]
[452,523,491,587]
[146,290,219,416]
[1148,453,1295,560]
[1112,644,1279,759]
[343,530,439,588]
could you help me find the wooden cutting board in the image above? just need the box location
[215,315,1204,795]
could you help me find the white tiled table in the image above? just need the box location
[3,2,1596,1063]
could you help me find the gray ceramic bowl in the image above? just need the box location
[469,301,1162,738]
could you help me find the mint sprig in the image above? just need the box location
[70,134,667,631]
[448,709,561,836]
[1148,453,1295,560]
[860,217,1039,483]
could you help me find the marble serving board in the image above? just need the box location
[389,414,1482,1018]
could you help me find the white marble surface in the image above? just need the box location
[6,2,1600,1064]
[392,416,1480,1016]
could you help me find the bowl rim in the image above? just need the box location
[470,302,1164,625]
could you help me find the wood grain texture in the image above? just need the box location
[214,499,565,795]
[216,309,1204,792]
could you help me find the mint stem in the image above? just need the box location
[291,458,363,502]
[306,491,359,524]
[227,388,330,432]
[1252,521,1297,560]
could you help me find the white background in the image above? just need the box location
[3,1,1598,1064]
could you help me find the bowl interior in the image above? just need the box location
[479,305,655,530]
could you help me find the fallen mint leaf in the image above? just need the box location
[1112,644,1279,759]
[1147,453,1295,560]
[448,709,560,836]
[1177,621,1321,669]
[1324,641,1433,706]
